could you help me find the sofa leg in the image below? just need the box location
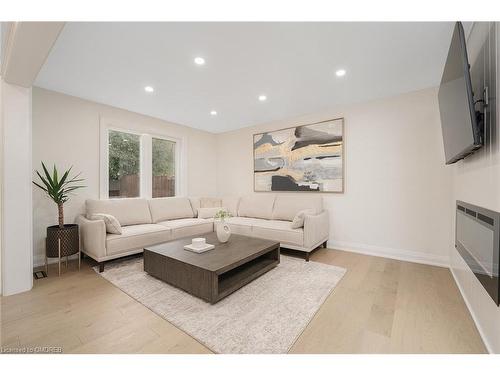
[305,252,310,262]
[80,251,85,259]
[98,262,105,273]
[323,241,328,248]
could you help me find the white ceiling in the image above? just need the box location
[35,22,455,133]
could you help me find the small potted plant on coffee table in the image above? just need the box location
[33,162,85,275]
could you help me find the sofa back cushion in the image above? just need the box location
[238,195,276,219]
[222,197,240,217]
[189,197,200,216]
[272,195,323,221]
[198,207,227,219]
[86,199,152,226]
[189,197,222,216]
[148,197,194,223]
[200,197,222,208]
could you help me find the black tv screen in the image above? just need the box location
[438,22,483,165]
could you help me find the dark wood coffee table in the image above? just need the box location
[143,233,280,304]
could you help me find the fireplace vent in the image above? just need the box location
[455,201,500,305]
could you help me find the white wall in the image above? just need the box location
[216,87,452,267]
[32,87,218,266]
[1,80,33,296]
[449,22,500,354]
[0,77,2,295]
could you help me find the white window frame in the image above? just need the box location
[99,117,186,199]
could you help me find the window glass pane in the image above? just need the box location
[152,138,176,197]
[108,130,140,198]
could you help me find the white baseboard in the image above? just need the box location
[449,266,493,354]
[328,239,449,268]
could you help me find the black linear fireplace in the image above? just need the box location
[455,201,500,305]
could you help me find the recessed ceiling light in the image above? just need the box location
[194,57,205,65]
[144,86,154,93]
[258,95,267,102]
[335,69,346,77]
[210,110,217,116]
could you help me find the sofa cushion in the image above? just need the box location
[189,197,200,216]
[157,218,213,239]
[252,219,304,246]
[238,195,276,219]
[222,196,240,217]
[198,207,226,219]
[86,199,152,226]
[272,195,323,221]
[225,217,260,226]
[148,197,194,223]
[225,216,260,236]
[200,197,222,208]
[106,224,172,255]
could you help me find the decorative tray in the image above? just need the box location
[183,243,215,253]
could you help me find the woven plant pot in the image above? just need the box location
[46,224,79,258]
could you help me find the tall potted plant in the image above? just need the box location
[33,162,85,274]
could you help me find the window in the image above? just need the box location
[108,130,141,198]
[152,137,176,198]
[101,121,182,199]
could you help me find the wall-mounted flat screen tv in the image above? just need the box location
[438,22,483,165]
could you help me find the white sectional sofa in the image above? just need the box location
[77,195,329,271]
[224,195,329,258]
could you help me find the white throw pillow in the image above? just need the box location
[90,213,122,234]
[198,207,227,219]
[291,209,314,229]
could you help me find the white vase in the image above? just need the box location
[216,220,231,243]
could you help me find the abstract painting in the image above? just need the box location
[253,118,344,192]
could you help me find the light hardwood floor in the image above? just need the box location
[0,249,486,354]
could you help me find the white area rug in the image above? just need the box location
[96,255,346,353]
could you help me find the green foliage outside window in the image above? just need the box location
[108,130,140,181]
[152,138,175,177]
[108,131,175,181]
